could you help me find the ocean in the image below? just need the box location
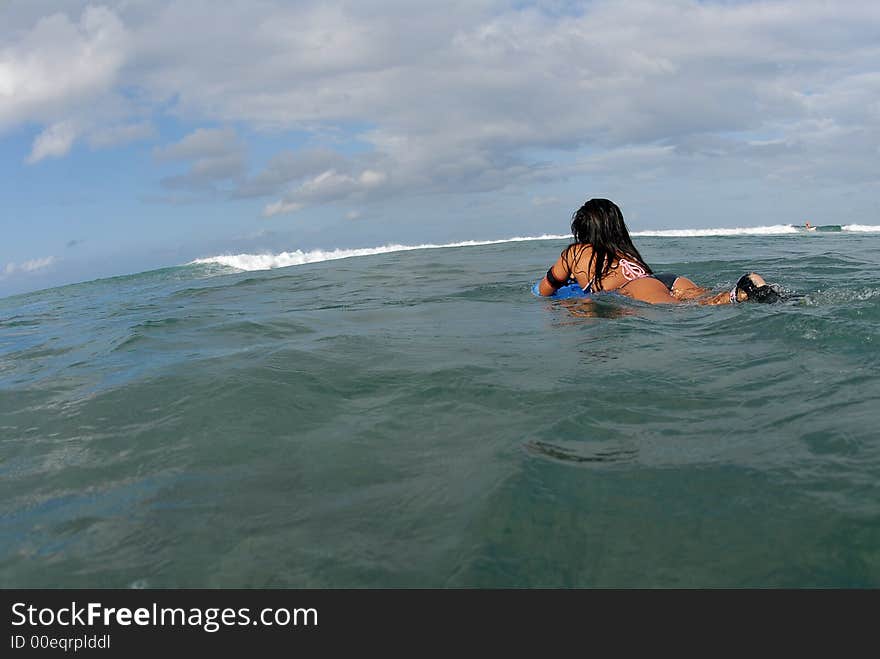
[2,224,879,587]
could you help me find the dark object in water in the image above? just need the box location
[736,274,780,303]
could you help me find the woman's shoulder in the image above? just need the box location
[561,243,590,263]
[562,243,592,257]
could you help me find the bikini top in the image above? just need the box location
[581,258,651,294]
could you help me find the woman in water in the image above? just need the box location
[537,198,778,305]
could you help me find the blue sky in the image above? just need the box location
[2,0,879,296]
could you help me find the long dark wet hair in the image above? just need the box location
[565,198,652,291]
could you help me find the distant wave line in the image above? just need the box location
[190,235,570,272]
[632,224,799,237]
[842,224,880,233]
[635,224,880,236]
[191,224,880,272]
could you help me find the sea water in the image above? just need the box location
[2,227,879,587]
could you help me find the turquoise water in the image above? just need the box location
[2,233,879,587]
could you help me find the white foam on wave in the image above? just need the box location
[192,222,877,273]
[842,224,880,233]
[191,234,570,272]
[632,224,799,237]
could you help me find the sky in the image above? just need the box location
[2,0,879,296]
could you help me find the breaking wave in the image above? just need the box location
[190,235,568,272]
[191,223,877,272]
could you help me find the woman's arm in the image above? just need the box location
[671,275,752,305]
[537,251,573,296]
[698,290,736,305]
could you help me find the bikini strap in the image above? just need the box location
[619,259,648,281]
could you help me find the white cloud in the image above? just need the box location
[235,148,348,198]
[0,5,128,131]
[262,166,390,217]
[87,121,156,148]
[7,1,880,209]
[26,121,79,163]
[2,256,57,276]
[359,170,387,187]
[154,127,246,191]
[154,127,239,162]
[263,200,305,217]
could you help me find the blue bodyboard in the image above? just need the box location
[531,279,591,299]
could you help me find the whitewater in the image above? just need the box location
[191,224,880,272]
